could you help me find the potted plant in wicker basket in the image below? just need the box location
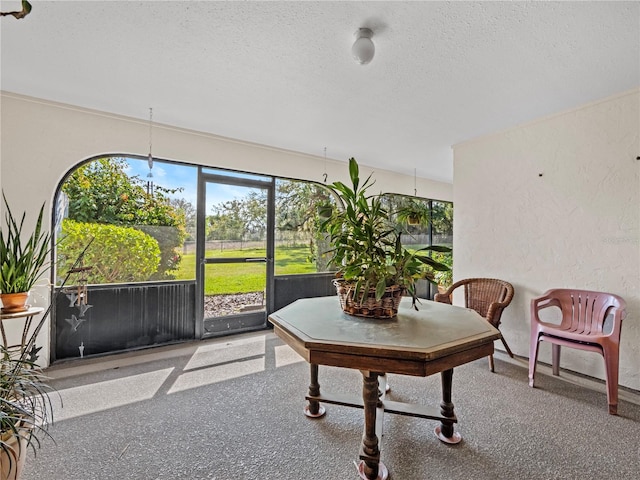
[321,158,451,318]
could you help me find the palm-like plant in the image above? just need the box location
[0,237,95,478]
[0,194,51,294]
[1,346,54,478]
[321,158,451,311]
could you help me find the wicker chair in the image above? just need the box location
[435,278,515,372]
[528,289,627,415]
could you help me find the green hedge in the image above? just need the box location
[57,220,160,284]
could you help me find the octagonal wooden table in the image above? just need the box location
[268,296,500,480]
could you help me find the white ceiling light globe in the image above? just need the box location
[352,28,375,65]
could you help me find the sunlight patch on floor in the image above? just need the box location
[168,357,265,394]
[52,368,174,421]
[275,344,304,367]
[183,336,266,371]
[48,333,309,419]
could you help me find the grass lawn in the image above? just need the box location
[174,246,319,294]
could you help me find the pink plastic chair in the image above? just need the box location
[528,289,627,414]
[435,278,514,372]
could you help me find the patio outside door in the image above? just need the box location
[196,168,275,338]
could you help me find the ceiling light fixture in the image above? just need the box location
[352,28,375,65]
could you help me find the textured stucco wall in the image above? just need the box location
[453,89,640,390]
[0,92,452,365]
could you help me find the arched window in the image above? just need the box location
[54,155,341,287]
[55,155,197,285]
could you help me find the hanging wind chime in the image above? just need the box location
[407,168,420,225]
[317,147,333,220]
[63,259,94,340]
[147,107,154,196]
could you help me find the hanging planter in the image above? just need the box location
[317,203,333,222]
[407,214,421,226]
[397,199,430,227]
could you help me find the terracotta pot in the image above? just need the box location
[1,427,28,480]
[0,293,30,314]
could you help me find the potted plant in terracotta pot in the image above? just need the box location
[0,194,51,313]
[0,343,54,480]
[321,158,451,318]
[0,193,54,478]
[0,234,92,479]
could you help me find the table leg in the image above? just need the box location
[304,363,326,418]
[358,371,388,480]
[434,368,462,444]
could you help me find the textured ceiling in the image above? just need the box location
[1,1,639,183]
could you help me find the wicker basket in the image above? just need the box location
[333,279,404,318]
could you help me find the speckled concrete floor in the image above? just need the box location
[24,332,640,480]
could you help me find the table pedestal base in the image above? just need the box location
[304,365,462,479]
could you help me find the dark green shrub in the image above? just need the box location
[57,220,160,283]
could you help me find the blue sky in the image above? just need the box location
[124,158,257,212]
[125,158,197,204]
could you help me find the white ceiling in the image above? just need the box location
[1,1,639,183]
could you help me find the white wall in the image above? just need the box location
[453,88,640,390]
[0,92,452,365]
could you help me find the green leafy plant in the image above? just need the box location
[0,191,60,477]
[0,346,55,478]
[1,239,94,477]
[0,194,51,294]
[432,250,453,288]
[321,158,451,308]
